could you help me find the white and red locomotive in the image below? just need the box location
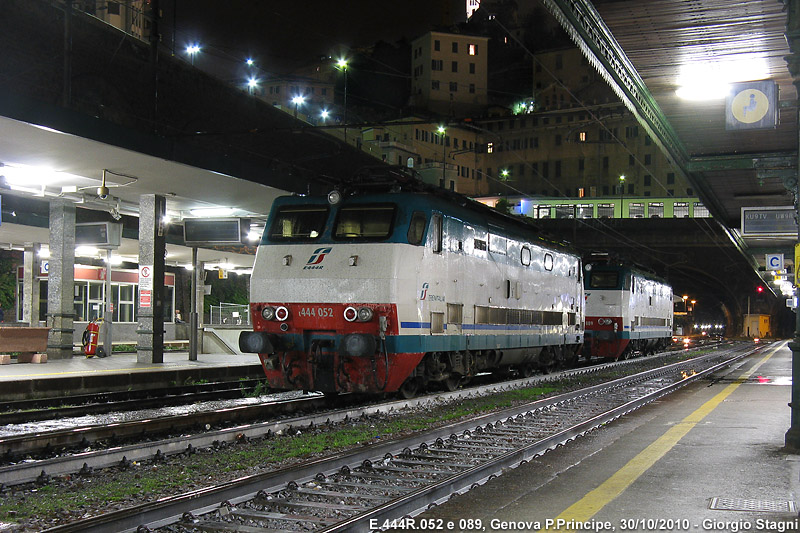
[239,182,585,397]
[583,263,673,360]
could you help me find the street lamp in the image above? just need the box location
[618,174,625,217]
[336,58,348,143]
[292,95,305,118]
[245,58,254,67]
[501,169,510,180]
[438,125,446,187]
[186,44,201,65]
[320,109,330,121]
[247,77,258,95]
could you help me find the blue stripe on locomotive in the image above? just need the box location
[276,331,579,354]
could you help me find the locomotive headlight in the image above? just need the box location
[598,318,612,325]
[343,306,358,322]
[327,190,342,205]
[357,307,374,322]
[275,306,289,321]
[261,306,276,321]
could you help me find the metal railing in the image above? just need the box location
[209,303,250,326]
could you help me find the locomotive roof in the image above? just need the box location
[586,262,671,287]
[274,191,576,255]
[274,165,578,254]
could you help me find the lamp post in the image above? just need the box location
[292,95,305,119]
[336,58,349,143]
[438,125,446,187]
[618,174,625,217]
[186,44,200,65]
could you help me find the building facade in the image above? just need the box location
[411,31,490,116]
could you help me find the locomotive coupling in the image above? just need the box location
[340,333,378,357]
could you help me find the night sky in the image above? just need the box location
[163,0,456,74]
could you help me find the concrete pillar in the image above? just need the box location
[197,260,205,355]
[22,243,41,326]
[46,201,75,360]
[136,194,166,364]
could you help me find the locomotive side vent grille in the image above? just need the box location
[709,497,797,513]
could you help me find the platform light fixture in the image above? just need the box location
[675,57,769,101]
[188,207,235,217]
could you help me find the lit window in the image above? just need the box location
[578,131,587,142]
[469,44,477,56]
[487,142,494,154]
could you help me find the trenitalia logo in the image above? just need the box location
[420,282,429,300]
[304,247,332,270]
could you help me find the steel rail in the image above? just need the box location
[0,346,705,487]
[37,344,758,533]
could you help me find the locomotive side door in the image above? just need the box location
[445,216,465,335]
[423,212,447,335]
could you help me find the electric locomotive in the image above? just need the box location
[583,262,672,360]
[239,175,584,397]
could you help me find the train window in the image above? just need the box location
[648,202,664,218]
[334,204,396,240]
[544,253,554,271]
[407,211,427,245]
[431,214,443,253]
[489,234,507,255]
[555,205,573,219]
[597,204,614,218]
[589,271,619,289]
[268,205,328,241]
[521,246,531,266]
[694,203,710,217]
[674,202,689,218]
[629,203,644,218]
[474,238,487,251]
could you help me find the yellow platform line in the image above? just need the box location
[540,343,781,532]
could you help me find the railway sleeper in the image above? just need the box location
[181,520,285,533]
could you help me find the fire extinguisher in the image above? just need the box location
[82,318,106,358]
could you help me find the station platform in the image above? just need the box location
[420,340,800,532]
[0,351,265,401]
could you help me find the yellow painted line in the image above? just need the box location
[541,343,781,532]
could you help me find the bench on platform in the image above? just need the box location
[0,327,50,364]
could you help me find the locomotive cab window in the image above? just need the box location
[334,204,396,240]
[407,211,427,245]
[590,271,619,289]
[269,205,329,241]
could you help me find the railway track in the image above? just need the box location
[0,344,726,488]
[36,342,760,533]
[0,378,270,425]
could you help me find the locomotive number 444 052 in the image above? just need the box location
[298,307,334,318]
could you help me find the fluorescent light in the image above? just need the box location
[75,246,99,257]
[189,207,236,217]
[1,163,85,186]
